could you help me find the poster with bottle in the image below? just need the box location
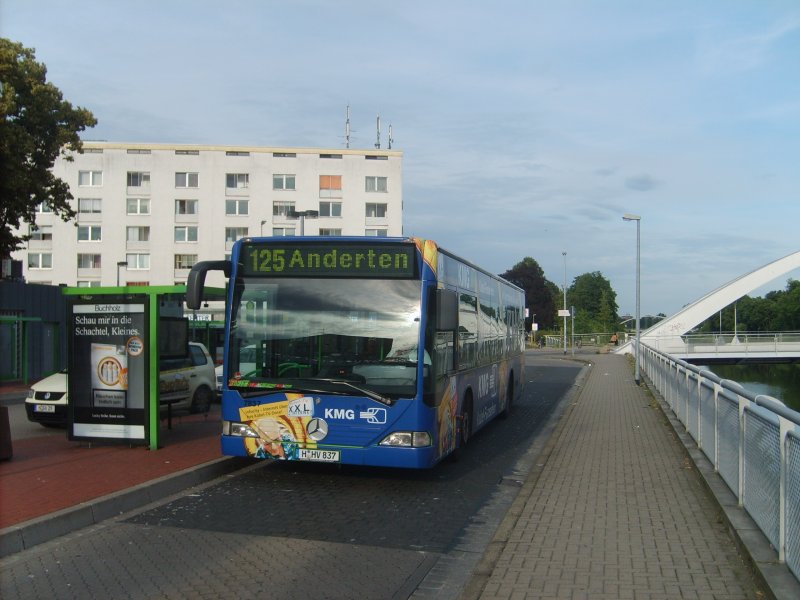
[91,342,128,409]
[68,296,149,443]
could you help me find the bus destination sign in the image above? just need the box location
[241,242,417,278]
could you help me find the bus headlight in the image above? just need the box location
[379,431,432,448]
[223,420,260,438]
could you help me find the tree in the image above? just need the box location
[0,38,97,259]
[500,257,557,329]
[567,271,619,333]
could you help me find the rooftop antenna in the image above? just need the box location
[388,124,393,149]
[345,105,352,149]
[375,115,381,149]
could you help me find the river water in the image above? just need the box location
[703,363,800,413]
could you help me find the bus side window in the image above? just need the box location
[433,288,458,376]
[434,331,454,376]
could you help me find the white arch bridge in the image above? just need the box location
[616,250,800,364]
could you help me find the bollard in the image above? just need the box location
[0,405,12,460]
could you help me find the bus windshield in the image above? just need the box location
[228,278,424,398]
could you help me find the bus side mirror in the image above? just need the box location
[186,260,231,309]
[436,288,458,331]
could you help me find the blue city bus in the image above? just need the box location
[186,237,525,468]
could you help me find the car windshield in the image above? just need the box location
[228,278,424,398]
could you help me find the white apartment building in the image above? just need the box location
[14,142,403,290]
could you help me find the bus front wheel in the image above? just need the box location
[459,394,473,447]
[500,375,514,419]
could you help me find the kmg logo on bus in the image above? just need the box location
[324,407,387,424]
[477,365,498,400]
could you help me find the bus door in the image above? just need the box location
[430,288,459,457]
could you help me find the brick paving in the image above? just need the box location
[1,354,784,598]
[462,353,762,600]
[0,408,222,528]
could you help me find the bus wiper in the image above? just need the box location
[232,378,395,406]
[303,378,395,406]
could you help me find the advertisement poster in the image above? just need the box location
[68,297,149,442]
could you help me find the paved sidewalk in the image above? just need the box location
[0,404,247,556]
[461,353,769,600]
[3,356,798,598]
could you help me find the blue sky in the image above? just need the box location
[3,0,799,318]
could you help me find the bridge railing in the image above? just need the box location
[645,332,800,357]
[639,342,800,581]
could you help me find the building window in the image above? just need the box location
[365,203,388,218]
[175,172,199,188]
[127,226,150,242]
[226,151,250,157]
[226,173,249,189]
[319,175,342,191]
[320,175,342,198]
[225,227,248,243]
[365,229,388,237]
[273,152,296,158]
[225,199,249,216]
[366,155,388,160]
[36,202,52,213]
[175,149,199,155]
[76,281,101,287]
[30,225,53,241]
[127,149,151,154]
[127,171,150,186]
[127,198,150,215]
[174,225,198,242]
[78,170,102,186]
[126,253,150,270]
[28,253,52,269]
[319,201,342,217]
[272,227,296,237]
[175,199,198,215]
[366,176,388,193]
[77,253,102,269]
[319,228,342,236]
[273,201,295,217]
[78,198,102,213]
[273,174,296,190]
[174,254,198,269]
[320,153,342,159]
[77,225,102,241]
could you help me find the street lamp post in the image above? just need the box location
[562,251,567,354]
[116,261,128,287]
[288,210,319,236]
[622,213,641,385]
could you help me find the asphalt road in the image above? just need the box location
[2,389,61,441]
[0,351,584,600]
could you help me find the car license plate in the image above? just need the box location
[298,448,340,462]
[34,404,56,413]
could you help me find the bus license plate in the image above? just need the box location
[35,404,56,413]
[298,449,340,463]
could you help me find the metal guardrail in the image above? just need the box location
[645,332,800,359]
[639,342,800,581]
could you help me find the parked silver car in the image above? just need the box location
[26,342,216,426]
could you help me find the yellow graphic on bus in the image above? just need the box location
[413,237,438,275]
[240,395,317,460]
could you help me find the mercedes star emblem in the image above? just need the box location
[306,417,329,441]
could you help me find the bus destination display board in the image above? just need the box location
[241,242,417,278]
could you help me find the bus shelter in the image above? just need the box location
[62,285,225,450]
